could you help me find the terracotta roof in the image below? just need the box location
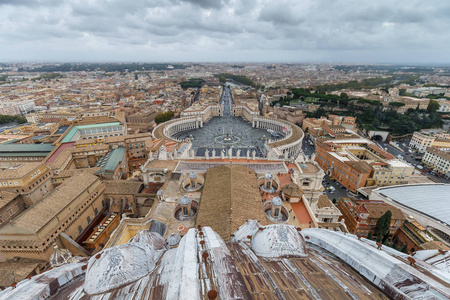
[104,180,143,195]
[0,173,101,235]
[52,168,101,179]
[0,191,20,209]
[0,162,44,179]
[281,183,304,198]
[347,161,373,174]
[363,203,406,221]
[0,258,46,287]
[420,241,450,251]
[196,165,267,240]
[317,195,334,208]
[71,144,109,154]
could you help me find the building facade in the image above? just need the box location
[337,198,406,239]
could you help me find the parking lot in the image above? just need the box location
[321,174,366,202]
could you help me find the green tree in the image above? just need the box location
[400,243,408,254]
[375,210,392,242]
[427,100,440,113]
[367,232,373,240]
[155,114,165,124]
[340,92,348,99]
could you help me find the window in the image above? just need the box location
[87,216,91,224]
[78,225,83,234]
[274,208,280,217]
[37,170,40,174]
[7,207,14,216]
[94,208,98,215]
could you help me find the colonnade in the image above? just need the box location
[163,118,202,139]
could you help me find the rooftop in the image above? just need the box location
[95,147,126,175]
[377,184,450,225]
[0,162,44,180]
[0,143,54,155]
[195,165,267,240]
[0,173,100,235]
[0,191,20,209]
[104,180,143,195]
[61,122,121,143]
[6,226,450,299]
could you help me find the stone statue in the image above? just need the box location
[228,148,233,158]
[205,149,209,159]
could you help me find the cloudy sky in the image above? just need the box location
[0,0,449,64]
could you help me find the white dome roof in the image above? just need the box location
[84,232,167,294]
[189,172,198,179]
[167,233,181,247]
[251,225,308,258]
[156,189,164,196]
[264,172,273,180]
[180,196,192,205]
[271,196,282,206]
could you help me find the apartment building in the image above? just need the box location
[0,163,53,205]
[422,148,450,176]
[315,142,373,192]
[337,198,406,239]
[371,160,414,186]
[0,191,26,228]
[410,130,450,152]
[315,138,413,192]
[0,173,106,260]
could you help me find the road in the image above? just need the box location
[302,134,315,157]
[378,140,450,184]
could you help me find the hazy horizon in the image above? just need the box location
[1,0,449,64]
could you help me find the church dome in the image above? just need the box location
[189,172,198,179]
[271,196,283,206]
[251,224,308,258]
[84,231,167,295]
[281,183,304,198]
[264,172,273,180]
[180,196,192,206]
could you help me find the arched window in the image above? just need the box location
[274,208,280,217]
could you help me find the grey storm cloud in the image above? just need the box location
[0,0,449,63]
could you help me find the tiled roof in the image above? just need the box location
[196,165,267,240]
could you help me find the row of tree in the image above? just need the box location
[154,111,175,124]
[217,73,255,86]
[179,78,205,90]
[288,88,443,136]
[0,115,27,124]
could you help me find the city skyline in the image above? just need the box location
[0,0,450,64]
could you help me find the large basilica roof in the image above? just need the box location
[2,221,450,300]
